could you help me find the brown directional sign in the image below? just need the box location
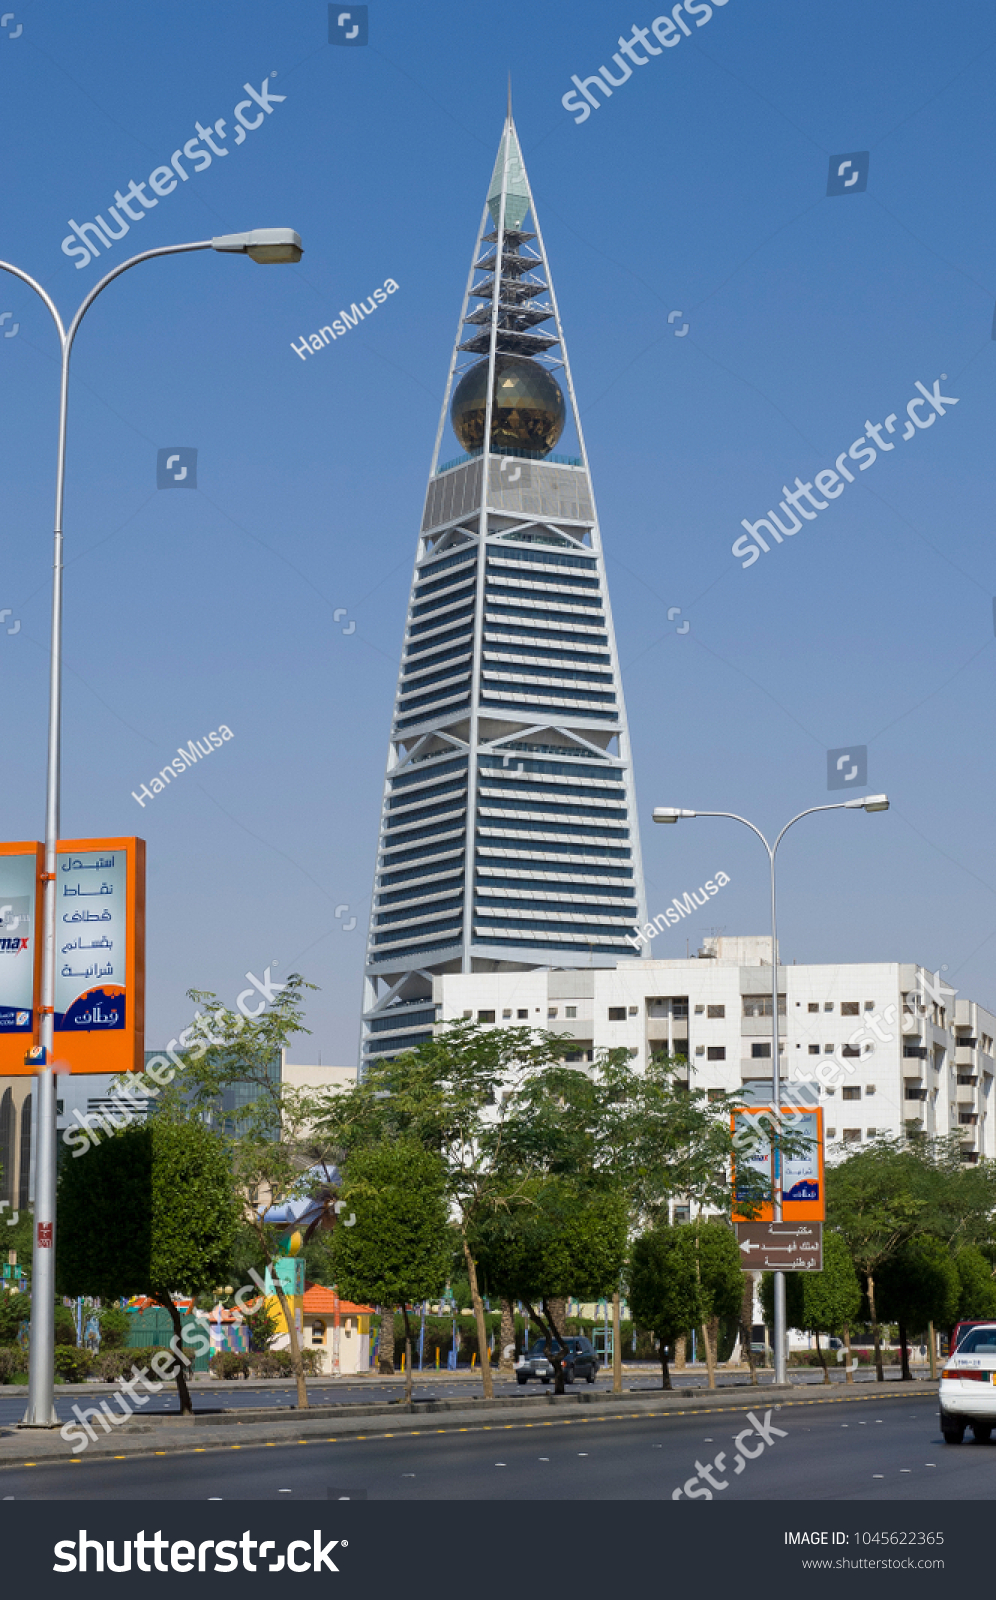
[736,1222,823,1271]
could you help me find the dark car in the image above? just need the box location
[515,1336,600,1385]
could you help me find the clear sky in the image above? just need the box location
[1,0,993,1063]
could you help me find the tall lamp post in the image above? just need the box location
[7,228,303,1427]
[653,794,890,1385]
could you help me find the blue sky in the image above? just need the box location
[1,0,994,1062]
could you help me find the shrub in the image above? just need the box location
[0,1345,27,1382]
[97,1307,132,1350]
[246,1348,321,1377]
[54,1303,78,1346]
[54,1347,95,1382]
[210,1351,250,1380]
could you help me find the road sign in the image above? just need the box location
[736,1221,823,1271]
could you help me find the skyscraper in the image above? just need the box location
[360,102,647,1066]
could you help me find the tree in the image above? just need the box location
[331,1140,450,1404]
[826,1139,927,1381]
[629,1221,743,1389]
[799,1230,862,1383]
[760,1233,861,1384]
[56,1112,239,1413]
[877,1236,960,1380]
[954,1245,996,1322]
[473,1176,627,1393]
[629,1227,702,1389]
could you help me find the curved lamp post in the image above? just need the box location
[6,228,303,1427]
[653,794,889,1386]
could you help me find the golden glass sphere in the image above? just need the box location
[451,354,566,455]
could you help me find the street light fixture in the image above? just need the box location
[652,794,890,1385]
[5,229,302,1427]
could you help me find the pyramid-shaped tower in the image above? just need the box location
[360,104,648,1065]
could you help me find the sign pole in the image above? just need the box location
[769,845,786,1386]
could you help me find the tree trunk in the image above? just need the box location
[461,1232,493,1399]
[867,1273,884,1383]
[543,1297,568,1395]
[674,1333,687,1369]
[741,1274,758,1385]
[843,1320,854,1383]
[815,1327,830,1385]
[927,1319,937,1381]
[898,1320,911,1382]
[548,1296,568,1338]
[156,1292,193,1415]
[401,1303,414,1406]
[378,1307,395,1374]
[612,1291,622,1395]
[700,1321,716,1389]
[272,1278,309,1409]
[499,1298,516,1378]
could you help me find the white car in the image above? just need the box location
[939,1323,996,1443]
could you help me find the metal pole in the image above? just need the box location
[8,239,215,1426]
[769,842,786,1386]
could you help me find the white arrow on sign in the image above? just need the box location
[739,1239,760,1254]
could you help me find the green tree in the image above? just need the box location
[97,1306,132,1349]
[954,1245,996,1322]
[877,1236,960,1380]
[826,1139,927,1381]
[332,1140,450,1404]
[56,1112,239,1413]
[629,1221,743,1388]
[760,1233,862,1383]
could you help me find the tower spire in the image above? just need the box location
[360,116,648,1067]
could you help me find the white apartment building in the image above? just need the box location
[408,936,995,1164]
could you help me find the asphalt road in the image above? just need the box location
[0,1365,918,1428]
[2,1390,989,1501]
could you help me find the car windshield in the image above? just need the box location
[955,1327,996,1354]
[526,1341,560,1358]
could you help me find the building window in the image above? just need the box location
[672,1205,690,1225]
[842,1044,860,1057]
[823,1088,835,1097]
[865,1084,875,1096]
[742,996,786,1018]
[842,1128,861,1143]
[824,1002,834,1012]
[463,1010,472,1019]
[864,1001,874,1010]
[841,1001,860,1017]
[695,1045,705,1056]
[808,1003,819,1013]
[565,1006,577,1018]
[502,1009,511,1018]
[707,1046,726,1061]
[629,1005,638,1015]
[608,1007,626,1021]
[808,1044,820,1056]
[548,1008,558,1018]
[842,1086,861,1101]
[824,1044,833,1054]
[311,1319,326,1346]
[707,1004,725,1019]
[672,1000,689,1018]
[867,1128,877,1138]
[517,1009,528,1019]
[826,1127,836,1138]
[707,1088,726,1102]
[478,1010,496,1023]
[751,1043,771,1059]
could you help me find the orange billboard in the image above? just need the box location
[0,841,45,1075]
[731,1105,825,1223]
[1,836,145,1076]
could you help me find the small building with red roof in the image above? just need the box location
[270,1281,375,1374]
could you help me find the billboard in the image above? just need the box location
[731,1105,825,1222]
[0,842,45,1074]
[2,836,145,1076]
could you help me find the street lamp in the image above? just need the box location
[6,228,303,1427]
[652,794,889,1385]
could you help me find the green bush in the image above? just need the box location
[0,1293,31,1346]
[210,1351,250,1380]
[54,1347,95,1382]
[97,1307,132,1350]
[0,1345,27,1382]
[54,1303,77,1347]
